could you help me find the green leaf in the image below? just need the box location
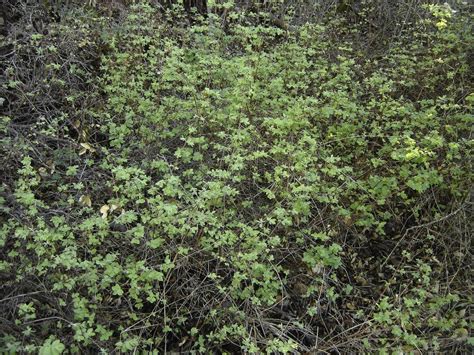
[39,338,65,355]
[112,284,124,296]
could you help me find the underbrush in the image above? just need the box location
[1,1,472,353]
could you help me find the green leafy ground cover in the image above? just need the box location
[1,1,473,353]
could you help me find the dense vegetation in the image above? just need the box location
[1,0,472,353]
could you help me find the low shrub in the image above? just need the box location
[1,1,472,353]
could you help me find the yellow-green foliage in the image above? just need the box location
[0,1,472,353]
